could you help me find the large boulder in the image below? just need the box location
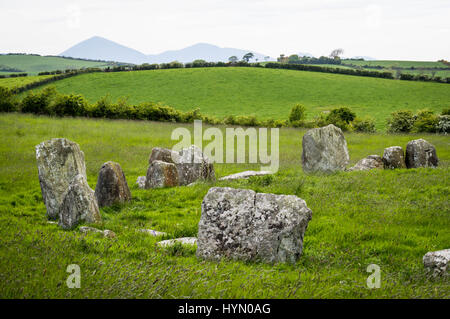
[348,155,383,171]
[197,187,312,264]
[35,138,87,219]
[405,139,439,168]
[423,249,449,276]
[301,124,349,173]
[383,146,406,169]
[176,145,215,185]
[59,174,101,230]
[145,160,179,188]
[149,147,179,165]
[94,161,131,207]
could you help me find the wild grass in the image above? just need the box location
[0,113,449,298]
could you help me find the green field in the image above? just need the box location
[0,55,113,76]
[25,67,450,129]
[0,113,449,298]
[0,75,55,90]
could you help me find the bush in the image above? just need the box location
[0,86,17,112]
[387,110,415,133]
[51,94,89,117]
[289,104,306,124]
[21,87,57,114]
[414,109,438,133]
[436,115,450,134]
[327,107,356,124]
[352,117,376,133]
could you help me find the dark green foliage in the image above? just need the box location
[414,109,438,133]
[51,93,89,117]
[21,86,57,114]
[0,86,16,112]
[442,108,450,116]
[327,107,356,124]
[352,117,376,133]
[289,104,306,125]
[387,110,415,133]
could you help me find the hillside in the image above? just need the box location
[0,54,113,76]
[26,67,450,129]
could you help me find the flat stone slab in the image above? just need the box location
[157,237,197,247]
[219,170,273,181]
[138,229,167,237]
[423,249,449,276]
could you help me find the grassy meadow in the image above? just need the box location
[23,67,450,130]
[0,113,449,298]
[0,75,56,90]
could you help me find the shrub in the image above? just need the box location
[352,117,376,133]
[51,94,89,117]
[289,104,306,124]
[21,87,57,114]
[327,107,356,124]
[414,109,438,133]
[387,110,415,133]
[0,86,17,112]
[181,108,203,123]
[436,115,450,134]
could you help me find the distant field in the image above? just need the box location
[25,67,450,129]
[342,60,448,69]
[0,55,112,75]
[0,74,55,89]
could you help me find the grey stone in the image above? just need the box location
[136,176,146,189]
[423,249,449,276]
[219,170,273,181]
[35,138,87,219]
[196,187,312,264]
[145,160,179,188]
[138,229,167,237]
[348,155,383,171]
[95,161,131,207]
[80,226,116,238]
[302,124,349,173]
[59,174,101,230]
[175,145,215,185]
[157,237,197,247]
[383,146,406,169]
[149,147,180,165]
[405,139,439,168]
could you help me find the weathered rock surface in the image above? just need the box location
[157,237,197,247]
[301,124,349,173]
[136,176,146,189]
[423,249,449,276]
[59,174,101,230]
[149,147,180,165]
[145,160,179,188]
[196,187,312,264]
[35,138,87,219]
[348,155,384,171]
[176,145,215,185]
[383,146,406,169]
[219,170,273,181]
[138,229,167,237]
[95,161,131,207]
[405,139,439,168]
[80,226,116,238]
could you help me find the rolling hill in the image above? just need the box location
[24,67,450,129]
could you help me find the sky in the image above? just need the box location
[0,0,449,61]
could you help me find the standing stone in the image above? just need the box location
[197,187,312,264]
[423,249,449,276]
[136,176,146,189]
[149,147,179,165]
[145,160,179,188]
[348,155,383,171]
[302,124,349,173]
[59,174,101,230]
[35,138,87,219]
[95,161,131,207]
[405,139,439,168]
[176,145,215,185]
[383,146,406,169]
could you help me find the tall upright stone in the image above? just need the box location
[145,160,179,188]
[383,146,406,169]
[35,138,87,219]
[176,145,215,185]
[95,161,131,207]
[301,124,349,173]
[405,139,439,168]
[197,187,312,264]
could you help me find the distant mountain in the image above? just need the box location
[59,36,274,64]
[60,36,149,64]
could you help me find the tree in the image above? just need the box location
[242,52,254,62]
[228,56,238,63]
[329,48,344,59]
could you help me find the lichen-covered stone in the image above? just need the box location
[196,187,312,264]
[301,124,349,173]
[136,176,146,189]
[35,138,87,219]
[157,237,197,247]
[145,160,179,188]
[94,161,131,207]
[175,145,215,185]
[59,174,101,230]
[219,170,273,181]
[149,147,180,165]
[405,139,439,168]
[423,249,449,276]
[348,155,383,171]
[383,146,406,169]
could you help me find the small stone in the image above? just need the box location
[219,170,273,181]
[103,230,116,238]
[138,229,167,237]
[405,139,439,168]
[136,176,146,189]
[383,146,406,169]
[95,161,131,207]
[145,160,179,188]
[423,249,449,276]
[157,237,197,247]
[348,155,383,171]
[79,226,103,234]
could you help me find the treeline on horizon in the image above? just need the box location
[1,85,449,134]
